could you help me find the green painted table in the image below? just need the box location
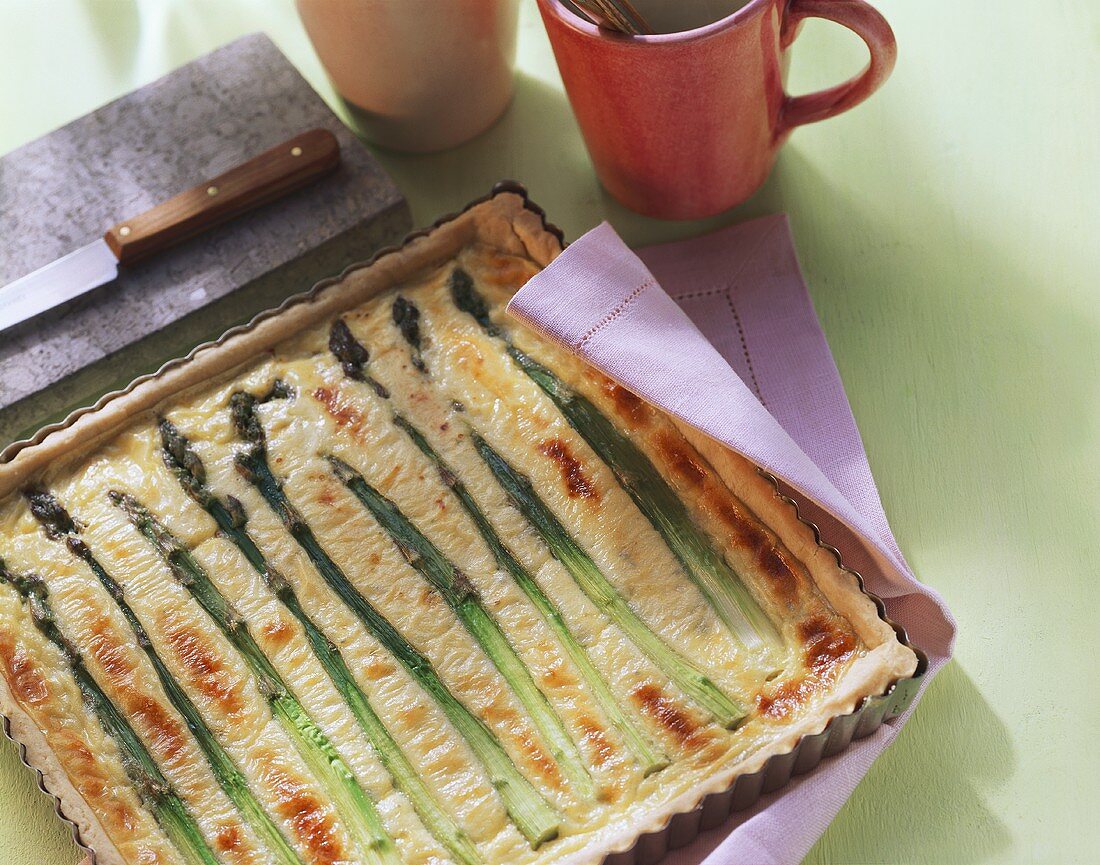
[1,1,1096,863]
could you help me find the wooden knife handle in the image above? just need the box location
[104,128,340,265]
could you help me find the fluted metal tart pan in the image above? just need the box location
[0,183,925,865]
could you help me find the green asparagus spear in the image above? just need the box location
[342,312,666,775]
[332,315,596,794]
[112,489,481,865]
[391,415,669,776]
[222,394,561,848]
[466,436,747,729]
[0,556,221,865]
[23,490,343,865]
[448,269,781,653]
[327,454,598,797]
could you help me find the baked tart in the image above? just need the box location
[0,191,918,865]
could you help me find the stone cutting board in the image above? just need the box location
[0,32,411,447]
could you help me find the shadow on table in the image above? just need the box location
[78,0,140,77]
[664,661,1012,865]
[808,661,1013,865]
[343,71,600,234]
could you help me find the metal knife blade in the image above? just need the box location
[0,240,119,334]
[0,128,340,336]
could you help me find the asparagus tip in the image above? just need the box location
[231,382,295,444]
[448,268,498,335]
[23,488,79,539]
[329,318,370,381]
[391,295,420,345]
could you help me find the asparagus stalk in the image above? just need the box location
[348,313,667,775]
[221,395,561,848]
[112,489,481,865]
[391,415,669,776]
[467,436,747,729]
[448,269,782,653]
[23,490,318,865]
[327,454,599,797]
[0,557,222,865]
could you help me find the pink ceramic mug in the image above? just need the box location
[537,0,897,219]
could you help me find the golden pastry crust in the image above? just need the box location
[0,590,182,865]
[0,192,916,865]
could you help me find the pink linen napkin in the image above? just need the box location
[508,216,956,865]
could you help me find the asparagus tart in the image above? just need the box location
[0,192,917,865]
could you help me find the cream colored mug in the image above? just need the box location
[297,0,519,152]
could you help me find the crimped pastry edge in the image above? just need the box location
[0,184,924,865]
[0,189,557,499]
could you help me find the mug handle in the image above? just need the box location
[779,0,897,130]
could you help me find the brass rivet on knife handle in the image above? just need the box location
[103,128,341,265]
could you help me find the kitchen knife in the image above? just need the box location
[0,128,341,334]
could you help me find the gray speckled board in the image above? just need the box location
[0,32,411,446]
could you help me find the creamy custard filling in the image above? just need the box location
[0,233,913,865]
[22,487,353,865]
